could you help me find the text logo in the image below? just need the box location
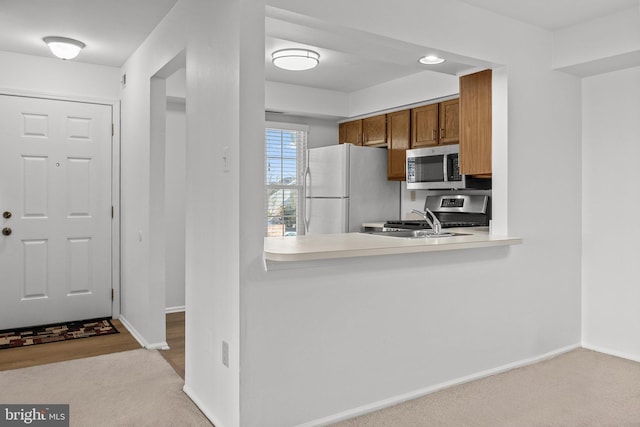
[0,405,68,427]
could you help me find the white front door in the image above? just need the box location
[0,95,113,329]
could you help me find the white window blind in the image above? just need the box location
[265,124,307,237]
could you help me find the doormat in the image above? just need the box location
[0,318,119,350]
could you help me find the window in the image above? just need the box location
[265,123,307,237]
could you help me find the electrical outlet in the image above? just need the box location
[222,341,229,367]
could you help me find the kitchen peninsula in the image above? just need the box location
[263,227,521,264]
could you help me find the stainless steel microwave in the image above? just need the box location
[406,144,491,190]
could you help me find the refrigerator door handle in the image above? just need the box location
[303,164,310,233]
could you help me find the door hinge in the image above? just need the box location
[111,289,114,301]
[111,206,114,218]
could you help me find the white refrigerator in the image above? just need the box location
[304,144,400,234]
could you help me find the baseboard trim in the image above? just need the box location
[147,341,170,350]
[183,384,228,427]
[118,315,147,348]
[118,315,169,350]
[297,343,581,427]
[582,342,640,363]
[166,305,186,314]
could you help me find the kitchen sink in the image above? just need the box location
[364,230,471,238]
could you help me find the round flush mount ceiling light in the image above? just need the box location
[43,36,86,60]
[418,55,446,65]
[272,48,320,71]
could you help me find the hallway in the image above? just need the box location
[0,314,185,379]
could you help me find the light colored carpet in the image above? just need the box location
[0,349,212,427]
[332,348,640,426]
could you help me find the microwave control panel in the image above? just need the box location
[448,155,462,181]
[406,158,416,183]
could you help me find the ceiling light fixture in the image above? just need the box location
[272,48,320,71]
[418,55,446,65]
[43,36,86,60]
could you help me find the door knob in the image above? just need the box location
[2,227,11,236]
[2,211,11,219]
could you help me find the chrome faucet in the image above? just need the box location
[411,208,442,235]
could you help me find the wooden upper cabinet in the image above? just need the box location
[339,115,386,146]
[459,69,492,175]
[439,99,459,145]
[339,120,363,145]
[386,109,410,180]
[362,114,387,146]
[411,104,439,148]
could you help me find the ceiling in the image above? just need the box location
[458,0,637,30]
[0,0,636,91]
[0,0,178,67]
[264,15,486,92]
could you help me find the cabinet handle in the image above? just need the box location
[432,129,436,140]
[440,128,445,140]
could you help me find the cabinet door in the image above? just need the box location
[439,98,459,145]
[339,120,363,145]
[362,114,387,147]
[460,69,492,175]
[411,104,439,148]
[387,110,410,180]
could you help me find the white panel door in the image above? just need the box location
[0,95,112,329]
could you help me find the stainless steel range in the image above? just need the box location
[385,194,490,230]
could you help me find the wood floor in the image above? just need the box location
[0,313,186,379]
[160,312,185,378]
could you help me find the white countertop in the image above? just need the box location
[361,222,386,229]
[263,227,522,263]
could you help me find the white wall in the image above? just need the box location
[265,112,337,149]
[267,68,459,121]
[582,66,640,359]
[348,70,459,117]
[553,7,640,76]
[117,0,264,425]
[0,51,120,100]
[242,1,582,426]
[165,100,186,310]
[2,3,635,427]
[166,68,187,99]
[116,1,640,426]
[266,80,348,118]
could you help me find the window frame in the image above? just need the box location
[264,122,308,237]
